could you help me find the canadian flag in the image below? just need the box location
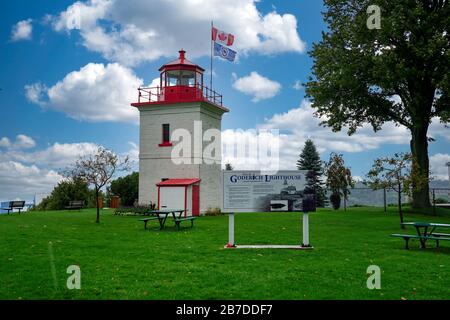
[212,27,235,47]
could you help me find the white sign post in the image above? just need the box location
[302,213,310,247]
[226,213,235,248]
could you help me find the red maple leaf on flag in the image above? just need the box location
[218,32,227,42]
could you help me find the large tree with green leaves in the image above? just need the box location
[305,0,450,208]
[297,139,326,207]
[109,172,139,207]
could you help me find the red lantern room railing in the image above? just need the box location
[132,49,227,110]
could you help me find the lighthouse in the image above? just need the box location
[131,50,229,215]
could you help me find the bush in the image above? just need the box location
[34,178,98,211]
[330,193,341,210]
[205,207,222,216]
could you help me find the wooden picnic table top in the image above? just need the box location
[402,222,450,228]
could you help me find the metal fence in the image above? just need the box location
[323,187,450,213]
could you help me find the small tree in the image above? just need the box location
[297,139,326,207]
[324,153,355,210]
[65,147,129,223]
[225,163,234,171]
[365,153,429,229]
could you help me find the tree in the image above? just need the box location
[109,172,139,207]
[365,153,429,228]
[35,178,96,211]
[305,0,450,209]
[297,139,326,207]
[65,147,129,223]
[225,163,234,171]
[324,153,355,210]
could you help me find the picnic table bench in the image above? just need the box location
[64,200,84,211]
[391,222,450,249]
[174,216,196,230]
[1,201,25,214]
[139,209,196,230]
[139,216,161,229]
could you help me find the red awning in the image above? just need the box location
[156,178,201,187]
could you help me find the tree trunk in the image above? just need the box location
[398,186,405,230]
[410,127,431,209]
[95,188,100,223]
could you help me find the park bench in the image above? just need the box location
[65,200,84,211]
[173,216,196,230]
[391,233,450,249]
[139,217,161,230]
[1,201,25,214]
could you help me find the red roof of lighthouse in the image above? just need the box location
[159,49,205,72]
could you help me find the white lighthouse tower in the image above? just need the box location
[131,50,229,215]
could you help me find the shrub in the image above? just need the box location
[205,207,222,216]
[34,178,98,211]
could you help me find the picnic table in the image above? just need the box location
[391,222,450,249]
[139,209,196,230]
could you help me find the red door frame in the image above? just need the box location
[192,184,200,216]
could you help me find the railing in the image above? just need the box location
[137,84,223,107]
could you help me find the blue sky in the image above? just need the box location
[0,0,449,201]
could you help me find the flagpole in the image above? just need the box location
[210,20,213,92]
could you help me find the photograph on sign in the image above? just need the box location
[222,171,309,212]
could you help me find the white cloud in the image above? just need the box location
[11,19,33,41]
[126,141,139,163]
[25,63,141,123]
[292,80,303,90]
[0,134,140,201]
[430,121,450,142]
[49,0,306,66]
[0,161,62,202]
[232,72,281,102]
[0,137,11,148]
[15,135,36,149]
[0,134,36,150]
[430,154,450,181]
[259,100,413,153]
[25,83,48,105]
[222,100,450,171]
[1,142,100,170]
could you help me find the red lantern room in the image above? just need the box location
[132,49,228,111]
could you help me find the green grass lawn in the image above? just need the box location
[1,207,450,300]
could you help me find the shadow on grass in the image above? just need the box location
[396,245,450,255]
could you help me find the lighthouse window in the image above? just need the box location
[196,72,203,88]
[167,71,181,86]
[162,124,170,143]
[180,71,195,86]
